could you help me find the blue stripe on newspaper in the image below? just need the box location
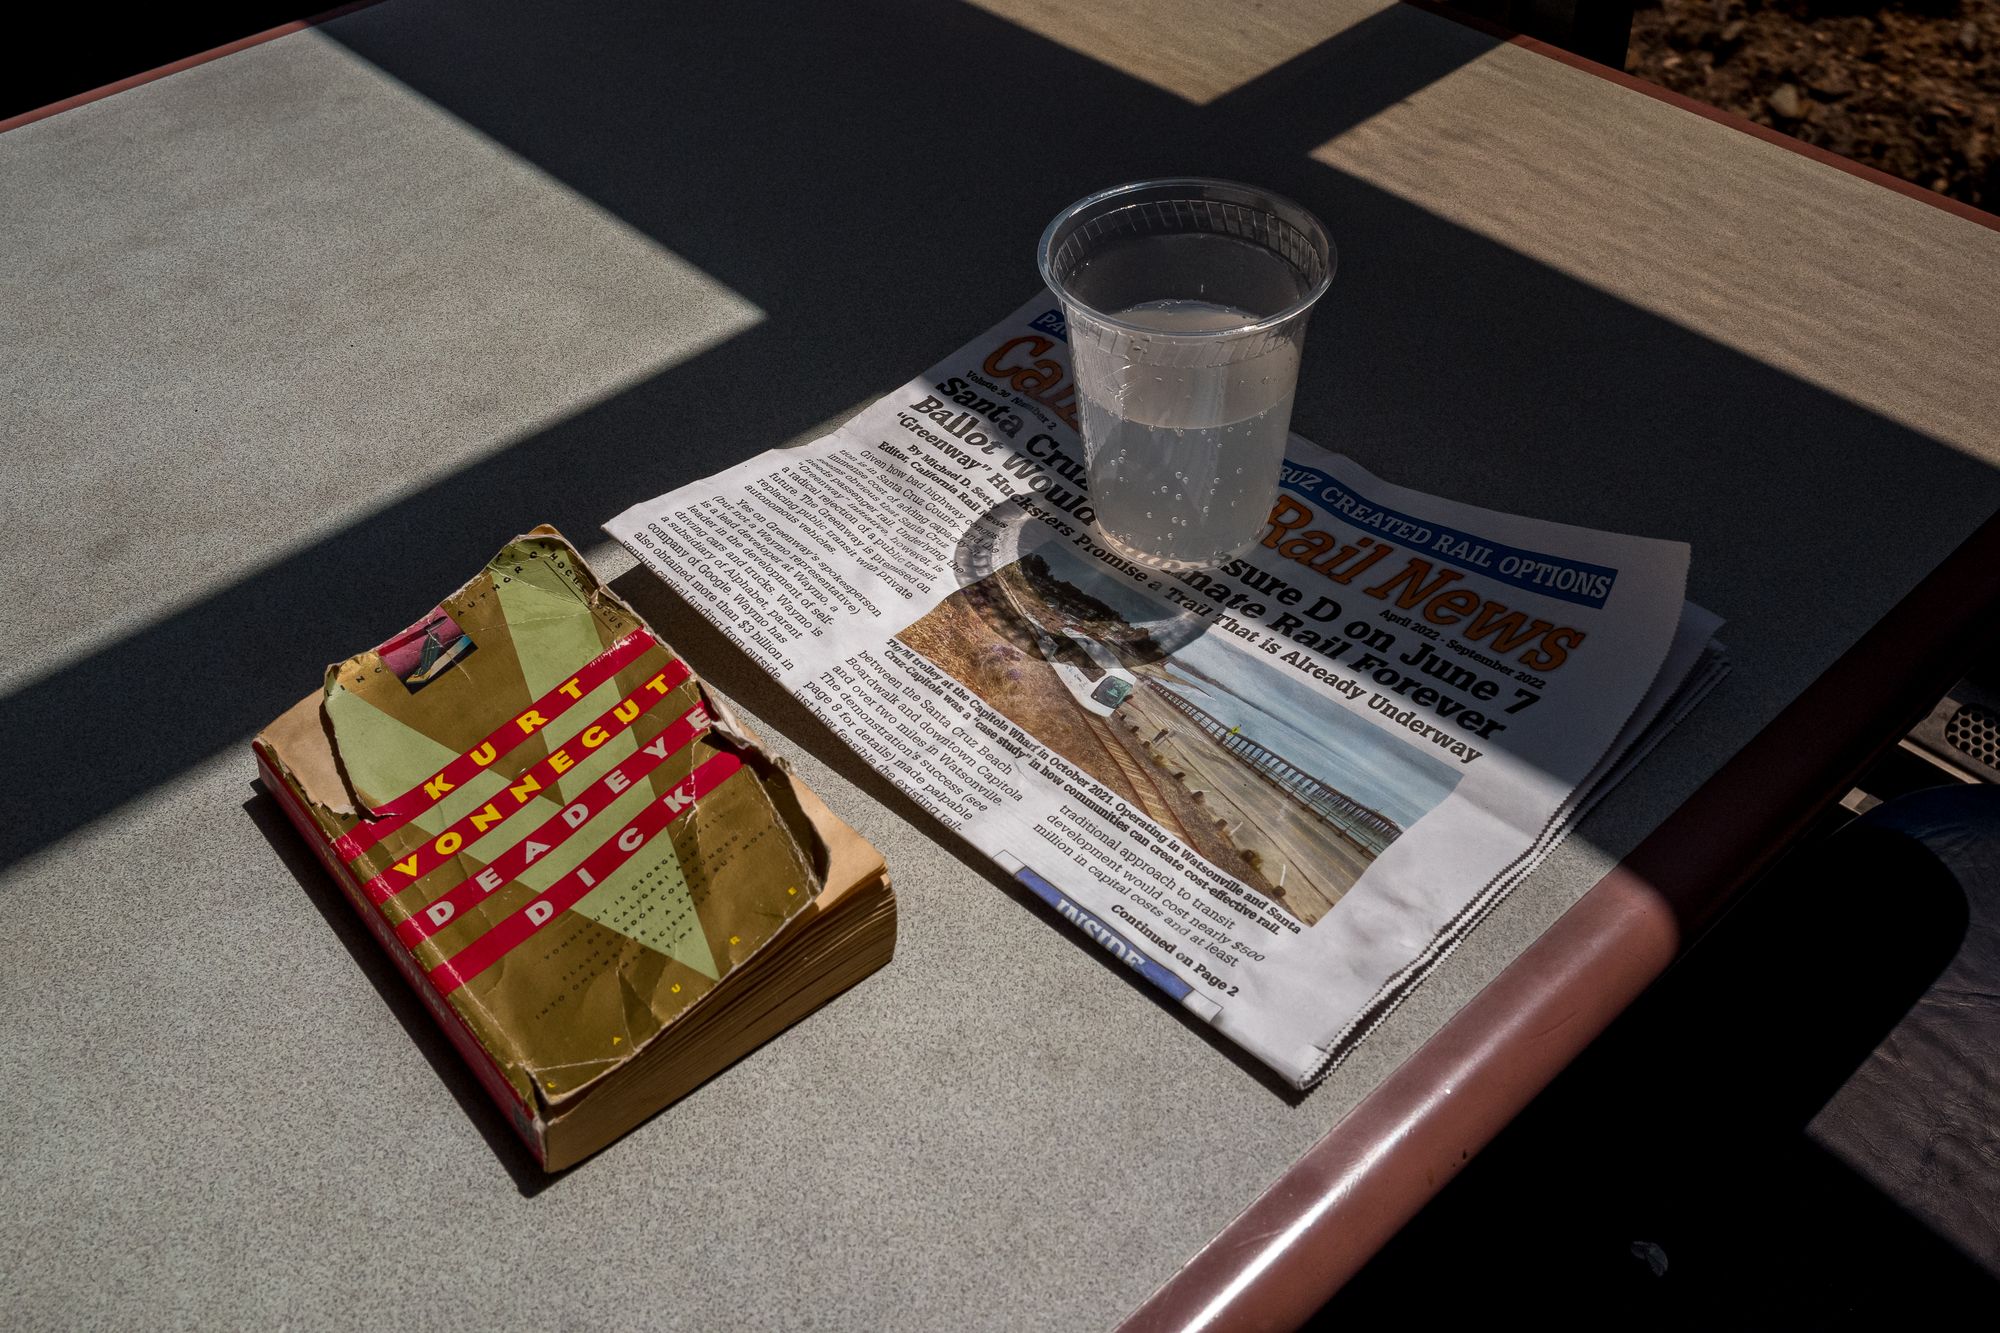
[1013,866,1194,1001]
[1277,463,1621,609]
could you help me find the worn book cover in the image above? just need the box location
[254,527,892,1168]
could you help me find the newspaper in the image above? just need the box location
[607,295,1726,1088]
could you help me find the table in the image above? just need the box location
[4,2,1996,1328]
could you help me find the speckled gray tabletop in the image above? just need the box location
[4,2,1998,1329]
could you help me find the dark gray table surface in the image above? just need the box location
[4,2,1997,1327]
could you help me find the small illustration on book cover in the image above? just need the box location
[378,608,477,692]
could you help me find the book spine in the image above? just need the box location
[253,744,547,1165]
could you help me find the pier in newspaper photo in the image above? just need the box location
[897,543,1461,925]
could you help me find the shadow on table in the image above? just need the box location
[7,0,1996,885]
[242,788,561,1196]
[1319,799,2000,1323]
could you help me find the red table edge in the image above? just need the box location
[1120,506,2000,1332]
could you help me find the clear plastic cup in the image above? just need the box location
[1038,179,1334,572]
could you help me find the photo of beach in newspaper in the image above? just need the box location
[607,293,1727,1087]
[898,542,1459,926]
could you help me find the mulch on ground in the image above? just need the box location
[1627,0,1999,210]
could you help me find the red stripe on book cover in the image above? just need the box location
[355,676,697,900]
[429,752,743,996]
[336,631,667,856]
[393,701,713,946]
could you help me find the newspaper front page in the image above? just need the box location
[608,296,1719,1086]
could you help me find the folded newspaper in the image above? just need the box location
[607,296,1727,1087]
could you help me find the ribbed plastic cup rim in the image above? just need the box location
[1037,177,1336,342]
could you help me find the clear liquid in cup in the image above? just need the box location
[1065,232,1306,572]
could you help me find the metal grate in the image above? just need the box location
[1908,680,2000,786]
[1944,703,2000,772]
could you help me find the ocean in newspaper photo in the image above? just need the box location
[897,541,1461,925]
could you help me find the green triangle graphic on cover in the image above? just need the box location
[492,553,613,697]
[493,553,641,799]
[572,835,718,980]
[324,684,512,831]
[492,552,714,977]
